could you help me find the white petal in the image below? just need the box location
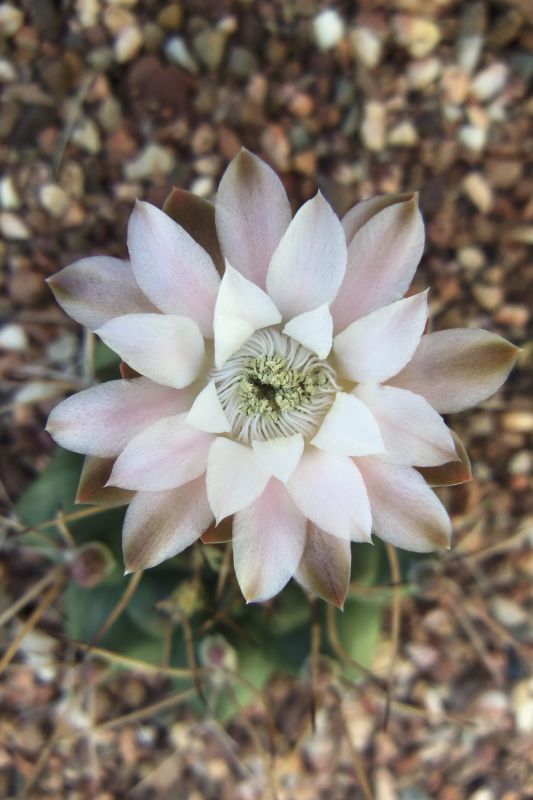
[333,291,428,383]
[354,383,457,466]
[342,193,415,244]
[46,378,191,458]
[95,313,205,389]
[206,437,270,523]
[282,304,333,358]
[128,200,220,337]
[213,263,282,366]
[295,525,351,609]
[233,479,307,602]
[251,434,304,483]
[266,192,347,319]
[357,457,451,552]
[186,381,231,433]
[311,392,385,457]
[108,413,213,491]
[288,448,372,541]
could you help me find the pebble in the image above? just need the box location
[164,37,198,74]
[512,678,533,733]
[76,0,100,28]
[441,65,470,104]
[0,212,31,240]
[494,304,529,328]
[293,150,317,176]
[39,183,70,218]
[388,120,418,147]
[0,3,24,37]
[313,9,345,51]
[472,284,503,311]
[502,412,533,434]
[0,57,16,81]
[191,123,216,155]
[0,175,21,209]
[114,24,143,63]
[361,101,386,151]
[456,1,486,75]
[463,173,493,213]
[485,159,522,189]
[349,26,382,69]
[157,3,182,30]
[103,6,135,34]
[71,117,101,154]
[260,125,290,171]
[124,143,175,181]
[96,95,123,132]
[0,323,28,352]
[457,246,485,271]
[393,15,441,59]
[228,46,257,79]
[193,29,226,71]
[507,226,533,245]
[189,176,214,198]
[406,57,441,90]
[458,125,487,152]
[471,63,508,102]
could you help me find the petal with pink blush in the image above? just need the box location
[251,434,304,483]
[215,149,291,289]
[46,378,191,458]
[389,329,520,413]
[123,477,213,572]
[417,431,472,487]
[108,413,213,491]
[267,192,347,319]
[95,313,205,389]
[331,195,424,332]
[162,188,224,272]
[311,392,385,457]
[295,525,351,609]
[333,291,428,384]
[128,200,220,337]
[282,304,333,359]
[287,448,372,541]
[206,438,270,523]
[186,381,231,433]
[354,383,457,467]
[356,457,451,552]
[76,456,134,507]
[342,193,415,244]
[233,479,307,602]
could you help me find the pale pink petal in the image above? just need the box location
[356,457,451,552]
[46,378,191,458]
[331,195,425,332]
[333,291,428,383]
[251,434,304,483]
[215,149,291,288]
[128,200,220,337]
[311,392,385,457]
[282,304,333,359]
[123,477,213,572]
[287,448,372,541]
[266,192,347,319]
[295,525,351,609]
[162,188,224,272]
[389,329,520,413]
[417,431,472,487]
[76,456,134,507]
[233,478,307,602]
[47,257,156,330]
[186,381,231,434]
[213,263,282,366]
[95,314,205,389]
[206,438,270,523]
[354,384,457,467]
[342,193,415,244]
[108,413,213,491]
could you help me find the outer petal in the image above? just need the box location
[311,392,385,457]
[251,434,304,483]
[186,381,231,433]
[282,304,333,359]
[356,457,451,552]
[266,192,347,319]
[123,477,213,572]
[295,525,351,609]
[215,149,291,289]
[213,263,282,366]
[354,383,457,467]
[233,478,307,602]
[333,291,428,383]
[287,448,372,541]
[76,456,134,506]
[331,195,425,332]
[95,314,205,389]
[163,188,224,272]
[46,378,191,458]
[418,431,472,487]
[206,438,270,523]
[342,193,416,244]
[389,329,520,413]
[128,200,220,337]
[108,413,213,491]
[47,257,156,330]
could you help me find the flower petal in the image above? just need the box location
[266,192,347,319]
[389,329,520,413]
[186,380,231,434]
[342,192,415,244]
[47,257,156,330]
[162,188,224,272]
[76,456,134,506]
[282,304,333,359]
[354,383,457,467]
[201,517,233,544]
[128,200,220,336]
[331,194,425,332]
[123,477,213,572]
[251,434,304,483]
[46,378,191,458]
[215,149,291,289]
[295,525,351,609]
[213,263,282,366]
[287,448,372,541]
[95,313,205,389]
[108,413,213,491]
[417,431,472,487]
[233,478,307,602]
[356,457,451,552]
[206,437,270,523]
[333,291,428,383]
[311,392,385,457]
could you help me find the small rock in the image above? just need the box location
[361,101,386,151]
[261,125,290,171]
[472,284,503,311]
[393,15,441,59]
[0,3,24,37]
[485,159,522,189]
[458,125,487,152]
[114,24,143,63]
[46,332,78,364]
[502,412,533,433]
[165,37,198,74]
[406,57,441,89]
[490,595,529,628]
[487,9,523,49]
[313,9,345,51]
[0,57,16,81]
[457,246,485,271]
[0,323,28,352]
[193,28,226,70]
[103,6,134,34]
[471,62,508,102]
[288,92,314,118]
[512,678,533,733]
[441,65,470,104]
[96,95,123,132]
[456,1,486,74]
[124,143,175,181]
[39,183,70,218]
[228,46,257,78]
[59,162,85,198]
[388,120,418,147]
[0,212,31,240]
[191,123,216,155]
[349,26,382,69]
[72,117,101,154]
[0,175,21,209]
[494,304,529,328]
[157,3,182,30]
[9,271,45,305]
[293,150,316,176]
[506,226,533,245]
[76,0,101,28]
[189,176,214,198]
[463,173,493,213]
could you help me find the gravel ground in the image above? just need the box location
[0,1,532,798]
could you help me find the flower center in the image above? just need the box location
[211,328,338,443]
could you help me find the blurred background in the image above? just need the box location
[0,0,532,797]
